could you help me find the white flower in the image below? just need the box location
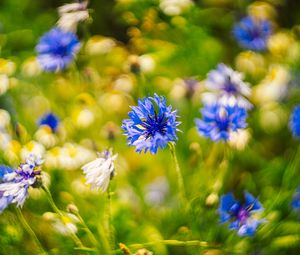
[34,126,58,148]
[44,212,79,236]
[0,75,9,96]
[20,141,45,161]
[81,149,117,192]
[253,65,290,105]
[0,179,28,207]
[202,64,252,110]
[160,0,193,16]
[57,1,89,32]
[58,143,95,171]
[0,109,11,129]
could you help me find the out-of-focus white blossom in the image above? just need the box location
[58,143,96,171]
[73,108,95,129]
[0,109,11,129]
[85,36,116,55]
[57,1,89,32]
[160,0,193,16]
[20,141,45,161]
[228,129,251,151]
[0,75,9,96]
[253,65,290,105]
[45,144,95,171]
[34,126,58,148]
[113,75,134,93]
[0,59,16,75]
[139,55,155,73]
[43,212,79,236]
[126,54,156,74]
[21,57,42,77]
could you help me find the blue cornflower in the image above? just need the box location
[36,27,81,72]
[38,112,60,132]
[203,64,252,110]
[0,165,14,213]
[195,103,247,142]
[0,155,43,212]
[233,16,272,51]
[219,192,264,236]
[291,187,300,212]
[121,94,180,154]
[289,105,300,137]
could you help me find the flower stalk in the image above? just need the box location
[16,207,47,255]
[169,142,187,206]
[42,185,84,248]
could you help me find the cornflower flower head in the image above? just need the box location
[195,103,247,142]
[122,94,180,154]
[38,112,60,132]
[219,192,264,236]
[36,27,81,72]
[289,105,300,138]
[0,155,43,211]
[291,187,300,212]
[203,64,252,110]
[81,149,117,193]
[233,16,272,51]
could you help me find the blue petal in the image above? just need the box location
[244,191,263,211]
[219,193,239,213]
[0,166,13,179]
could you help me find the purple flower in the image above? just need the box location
[233,16,272,51]
[195,103,247,142]
[203,64,252,110]
[0,155,43,212]
[36,27,81,72]
[122,94,180,154]
[219,192,264,236]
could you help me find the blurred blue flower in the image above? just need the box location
[0,165,13,213]
[0,165,13,179]
[195,104,247,141]
[289,105,300,137]
[0,155,43,212]
[291,187,300,211]
[36,27,81,72]
[203,64,252,110]
[233,16,272,51]
[122,94,180,154]
[219,192,264,236]
[38,112,60,132]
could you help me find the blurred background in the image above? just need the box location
[0,0,300,254]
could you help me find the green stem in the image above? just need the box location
[169,143,187,205]
[15,207,47,255]
[42,185,61,215]
[113,239,218,254]
[74,211,99,248]
[42,185,84,248]
[270,145,300,209]
[282,145,300,187]
[106,186,115,254]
